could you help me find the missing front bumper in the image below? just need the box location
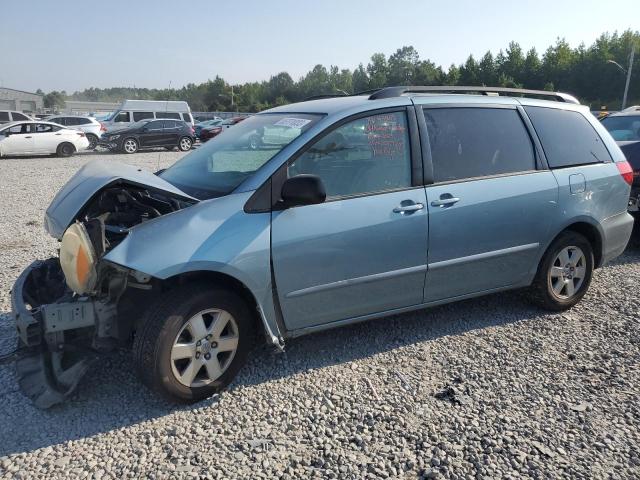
[10,259,103,408]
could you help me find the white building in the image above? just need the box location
[0,87,44,114]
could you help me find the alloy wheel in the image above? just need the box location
[180,138,192,151]
[124,139,137,153]
[170,309,239,388]
[548,245,586,299]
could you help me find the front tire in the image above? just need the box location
[178,136,193,151]
[56,142,75,157]
[122,138,138,154]
[528,231,594,311]
[133,284,254,403]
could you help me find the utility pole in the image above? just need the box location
[231,85,234,108]
[622,44,635,110]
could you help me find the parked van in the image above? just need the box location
[102,100,194,131]
[11,86,634,407]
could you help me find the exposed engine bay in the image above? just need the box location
[12,183,196,408]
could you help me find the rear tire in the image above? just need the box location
[122,138,138,154]
[528,231,594,311]
[133,284,254,403]
[86,133,98,150]
[178,136,193,151]
[56,142,75,157]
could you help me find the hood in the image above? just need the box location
[45,160,197,239]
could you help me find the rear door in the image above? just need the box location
[419,105,558,301]
[33,123,62,153]
[161,120,181,145]
[271,108,429,330]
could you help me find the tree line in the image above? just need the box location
[44,30,639,112]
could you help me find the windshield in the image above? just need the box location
[602,115,640,141]
[159,113,322,199]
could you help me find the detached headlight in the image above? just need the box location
[109,134,120,140]
[59,222,98,295]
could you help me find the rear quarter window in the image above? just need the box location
[0,112,9,121]
[12,112,30,121]
[525,106,612,168]
[182,113,193,123]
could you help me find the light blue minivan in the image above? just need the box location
[11,86,634,407]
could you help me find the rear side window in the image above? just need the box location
[12,112,30,121]
[0,112,9,121]
[66,117,80,126]
[133,111,154,121]
[76,118,92,125]
[525,107,612,168]
[145,120,164,130]
[157,112,181,119]
[424,107,536,183]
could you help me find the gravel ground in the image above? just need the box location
[1,150,639,479]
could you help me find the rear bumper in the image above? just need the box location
[600,211,634,266]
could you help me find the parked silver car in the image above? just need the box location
[45,115,104,150]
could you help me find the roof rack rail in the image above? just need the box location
[368,86,580,104]
[304,93,348,101]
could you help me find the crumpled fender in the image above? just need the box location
[103,191,282,344]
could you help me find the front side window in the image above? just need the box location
[424,107,536,183]
[145,120,164,130]
[114,111,130,122]
[288,111,412,198]
[601,115,640,141]
[160,113,322,199]
[133,111,154,122]
[525,106,612,168]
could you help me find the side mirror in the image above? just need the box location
[280,174,326,208]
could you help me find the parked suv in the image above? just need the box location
[0,110,33,124]
[99,118,195,153]
[45,115,104,150]
[601,110,640,212]
[11,86,633,408]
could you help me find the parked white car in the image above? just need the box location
[0,121,89,157]
[0,110,33,124]
[45,115,104,150]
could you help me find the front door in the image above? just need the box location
[420,106,558,301]
[140,120,166,147]
[271,110,429,331]
[1,123,34,155]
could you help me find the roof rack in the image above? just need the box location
[368,86,580,104]
[304,93,348,101]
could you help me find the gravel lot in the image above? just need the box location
[1,150,639,479]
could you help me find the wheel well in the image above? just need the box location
[563,222,603,267]
[163,270,266,339]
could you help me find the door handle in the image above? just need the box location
[393,203,424,214]
[24,136,32,139]
[431,196,460,207]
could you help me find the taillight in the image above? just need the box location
[616,160,634,185]
[100,122,107,132]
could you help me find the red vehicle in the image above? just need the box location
[200,116,247,142]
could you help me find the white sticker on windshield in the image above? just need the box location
[274,117,311,129]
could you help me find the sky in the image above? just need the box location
[2,0,638,94]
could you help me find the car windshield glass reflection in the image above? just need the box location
[159,113,322,199]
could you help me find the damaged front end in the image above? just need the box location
[11,161,197,408]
